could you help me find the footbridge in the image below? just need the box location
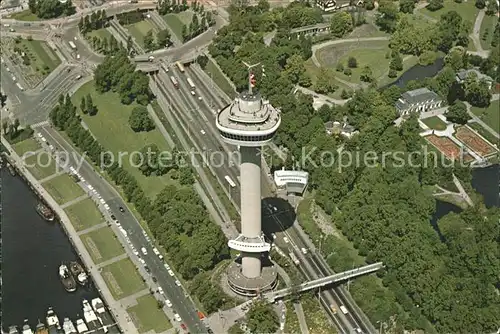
[264,262,384,302]
[136,63,159,73]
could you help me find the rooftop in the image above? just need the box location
[400,87,441,105]
[456,68,494,82]
[217,91,281,133]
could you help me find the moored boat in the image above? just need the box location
[8,326,19,334]
[91,298,105,315]
[62,318,77,334]
[69,261,88,286]
[74,319,88,334]
[46,307,61,333]
[21,320,33,334]
[34,320,48,334]
[35,202,55,222]
[82,300,99,330]
[59,264,77,292]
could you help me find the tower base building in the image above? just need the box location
[216,90,281,296]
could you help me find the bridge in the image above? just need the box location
[263,262,384,302]
[136,63,159,73]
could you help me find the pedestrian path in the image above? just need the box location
[118,288,150,307]
[39,171,64,183]
[31,120,50,128]
[77,222,108,236]
[97,253,128,269]
[60,194,89,209]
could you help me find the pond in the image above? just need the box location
[386,58,445,88]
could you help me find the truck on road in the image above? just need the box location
[16,83,24,91]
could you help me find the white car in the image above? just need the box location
[165,299,172,307]
[168,270,174,277]
[301,247,308,255]
[141,247,147,255]
[138,257,145,264]
[158,287,164,294]
[133,249,139,256]
[271,233,277,240]
[164,264,170,270]
[200,130,205,135]
[283,237,289,243]
[175,280,181,287]
[174,314,181,322]
[153,247,160,256]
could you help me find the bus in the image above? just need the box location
[16,83,24,91]
[186,77,195,90]
[170,76,179,88]
[176,61,185,73]
[289,252,300,265]
[68,41,77,50]
[225,175,236,187]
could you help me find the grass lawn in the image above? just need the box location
[7,9,40,21]
[421,116,448,130]
[81,227,124,263]
[42,173,85,205]
[163,14,185,41]
[18,39,61,74]
[284,301,301,334]
[204,58,237,99]
[471,100,500,133]
[65,198,104,231]
[87,28,113,40]
[12,138,41,156]
[24,153,58,180]
[377,55,419,87]
[71,81,174,198]
[127,295,173,333]
[125,20,157,47]
[480,14,498,50]
[303,58,352,99]
[422,0,479,24]
[468,122,499,147]
[301,295,337,334]
[101,258,146,299]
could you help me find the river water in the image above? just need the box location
[1,166,99,331]
[1,160,498,330]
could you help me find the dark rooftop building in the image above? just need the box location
[395,88,443,115]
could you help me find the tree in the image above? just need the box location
[2,119,9,135]
[330,11,354,37]
[390,51,403,71]
[246,301,279,334]
[475,0,486,9]
[0,91,7,107]
[388,68,398,78]
[427,0,444,11]
[80,96,87,114]
[399,0,415,13]
[284,54,308,85]
[13,118,20,133]
[486,0,499,15]
[157,29,171,48]
[445,101,470,124]
[85,94,97,116]
[314,68,337,94]
[360,66,373,82]
[129,106,155,132]
[376,0,399,32]
[347,56,358,68]
[143,30,155,52]
[197,55,208,69]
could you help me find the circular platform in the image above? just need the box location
[226,261,278,297]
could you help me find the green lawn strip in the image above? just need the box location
[19,39,61,72]
[422,0,479,24]
[471,100,500,133]
[125,20,157,47]
[284,301,301,334]
[65,198,104,231]
[8,10,40,21]
[42,173,85,205]
[479,14,498,50]
[300,294,337,334]
[204,58,237,99]
[12,138,41,156]
[71,81,174,198]
[24,153,58,180]
[421,116,448,130]
[87,28,113,40]
[127,295,173,333]
[468,122,500,147]
[81,226,125,263]
[163,13,186,41]
[101,258,146,299]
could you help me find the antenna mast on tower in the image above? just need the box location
[242,61,261,94]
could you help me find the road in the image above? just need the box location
[35,125,208,334]
[153,64,375,333]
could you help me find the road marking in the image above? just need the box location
[32,120,50,128]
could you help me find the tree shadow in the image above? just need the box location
[261,196,296,238]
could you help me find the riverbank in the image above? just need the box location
[1,136,136,333]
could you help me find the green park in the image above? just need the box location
[101,258,146,300]
[42,173,85,205]
[12,138,41,156]
[65,198,104,231]
[81,227,125,264]
[421,116,448,130]
[23,153,58,180]
[163,10,193,40]
[127,295,173,333]
[471,99,500,133]
[125,20,158,48]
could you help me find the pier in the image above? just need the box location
[1,137,136,334]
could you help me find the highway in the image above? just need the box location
[36,125,208,334]
[155,64,376,334]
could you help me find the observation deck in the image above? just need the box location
[228,234,271,253]
[216,91,281,147]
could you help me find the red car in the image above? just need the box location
[180,323,187,331]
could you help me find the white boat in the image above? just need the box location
[21,320,33,334]
[91,298,106,315]
[46,308,60,329]
[74,319,88,334]
[8,326,19,334]
[62,318,77,334]
[77,272,88,286]
[82,299,98,328]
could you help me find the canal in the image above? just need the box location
[1,166,100,331]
